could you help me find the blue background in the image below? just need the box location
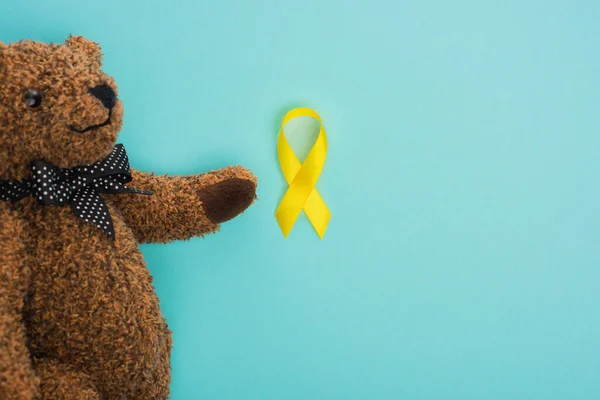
[2,1,600,399]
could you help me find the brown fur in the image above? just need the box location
[0,36,257,399]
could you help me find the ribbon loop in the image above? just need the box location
[275,108,331,239]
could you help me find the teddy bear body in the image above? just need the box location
[19,197,172,399]
[0,37,257,400]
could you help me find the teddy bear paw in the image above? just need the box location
[198,177,257,224]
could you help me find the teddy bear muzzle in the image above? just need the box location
[69,84,117,133]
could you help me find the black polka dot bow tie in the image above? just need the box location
[0,144,152,238]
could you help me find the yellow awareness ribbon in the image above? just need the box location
[275,108,331,239]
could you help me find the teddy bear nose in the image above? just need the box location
[89,84,117,110]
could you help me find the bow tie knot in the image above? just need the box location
[0,144,152,238]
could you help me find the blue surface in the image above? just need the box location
[2,1,600,399]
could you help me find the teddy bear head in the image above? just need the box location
[0,36,123,180]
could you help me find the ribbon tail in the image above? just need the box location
[303,189,331,240]
[121,186,154,196]
[275,178,315,238]
[275,206,302,238]
[71,187,115,238]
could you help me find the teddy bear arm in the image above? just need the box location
[0,205,40,400]
[106,167,257,243]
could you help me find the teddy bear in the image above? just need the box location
[0,36,257,400]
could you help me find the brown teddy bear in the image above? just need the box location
[0,36,257,399]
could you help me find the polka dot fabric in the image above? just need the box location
[0,144,152,238]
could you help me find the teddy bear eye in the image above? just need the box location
[25,89,43,108]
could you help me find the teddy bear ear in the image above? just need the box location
[65,35,103,66]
